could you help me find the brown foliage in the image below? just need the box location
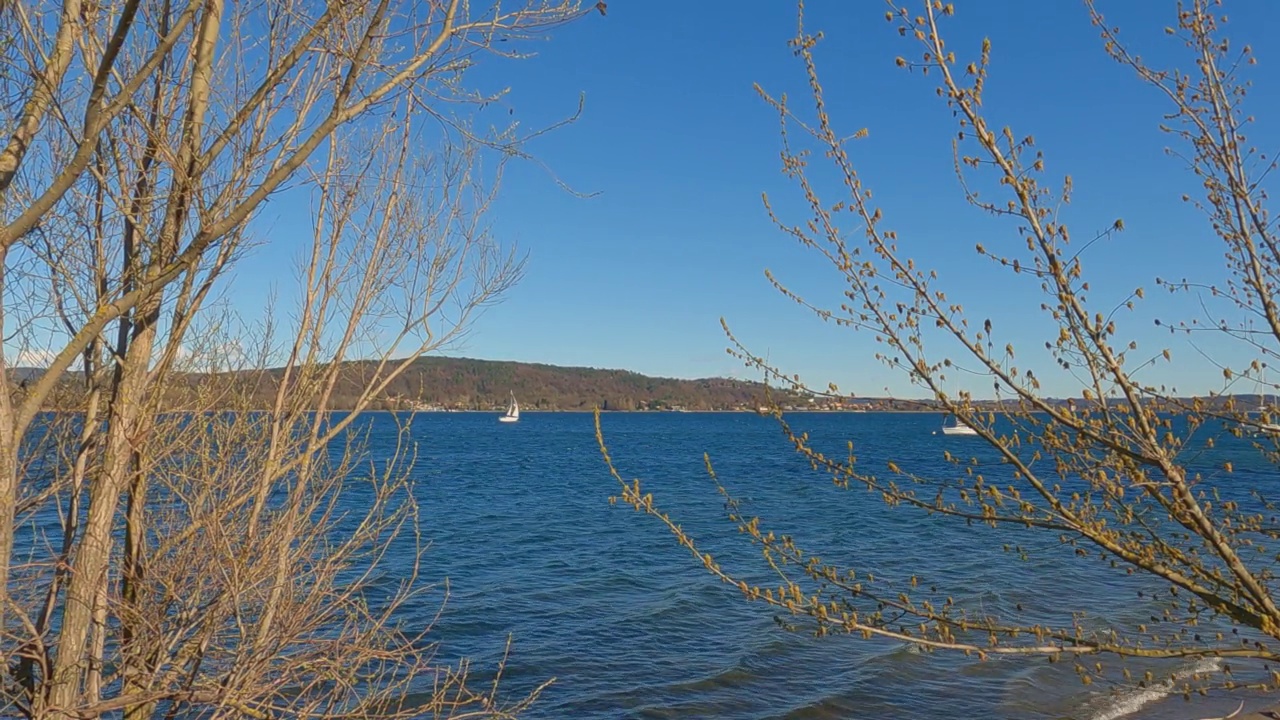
[0,1,590,718]
[198,357,807,412]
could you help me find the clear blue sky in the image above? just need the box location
[251,1,1280,398]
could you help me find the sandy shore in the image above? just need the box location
[1133,696,1280,720]
[1182,701,1280,720]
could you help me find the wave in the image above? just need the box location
[1083,657,1223,720]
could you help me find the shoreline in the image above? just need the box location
[394,408,944,414]
[1173,699,1280,719]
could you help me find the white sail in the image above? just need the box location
[1258,372,1280,435]
[499,391,520,423]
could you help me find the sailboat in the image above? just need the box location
[499,391,520,423]
[1253,371,1280,436]
[940,414,979,436]
[1257,395,1280,436]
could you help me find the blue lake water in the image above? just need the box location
[359,410,1280,720]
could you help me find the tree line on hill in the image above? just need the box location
[11,357,1262,414]
[244,357,810,411]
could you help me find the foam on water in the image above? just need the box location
[1084,657,1224,720]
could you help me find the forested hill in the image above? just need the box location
[273,356,808,411]
[20,357,1265,412]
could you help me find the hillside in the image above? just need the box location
[13,357,1273,413]
[346,357,814,411]
[213,356,814,412]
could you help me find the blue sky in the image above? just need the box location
[246,1,1280,398]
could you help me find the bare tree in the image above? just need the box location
[599,0,1280,701]
[0,0,590,717]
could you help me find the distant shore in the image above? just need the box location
[18,355,1263,416]
[397,408,942,414]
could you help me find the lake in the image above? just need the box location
[362,410,1279,720]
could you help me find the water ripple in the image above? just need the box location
[343,410,1280,719]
